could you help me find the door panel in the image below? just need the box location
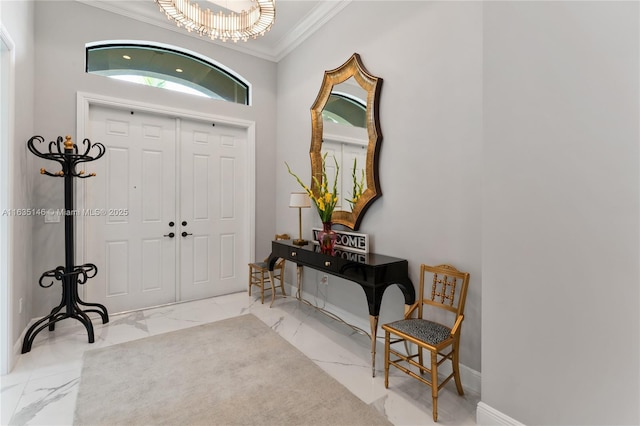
[321,140,367,212]
[179,119,246,300]
[85,105,177,313]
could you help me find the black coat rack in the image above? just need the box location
[22,135,109,353]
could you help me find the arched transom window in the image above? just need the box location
[322,93,366,128]
[86,42,250,104]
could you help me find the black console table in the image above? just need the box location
[267,239,415,376]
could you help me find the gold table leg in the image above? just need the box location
[370,315,379,377]
[296,265,303,299]
[268,271,276,307]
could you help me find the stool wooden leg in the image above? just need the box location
[268,271,276,307]
[278,270,287,296]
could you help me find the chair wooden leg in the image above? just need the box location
[431,351,439,422]
[384,330,390,388]
[453,341,464,395]
[248,266,252,296]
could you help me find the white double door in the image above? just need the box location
[83,105,247,313]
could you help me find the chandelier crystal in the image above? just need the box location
[155,0,276,43]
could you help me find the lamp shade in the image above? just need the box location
[289,192,311,208]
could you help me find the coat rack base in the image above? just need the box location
[21,263,109,354]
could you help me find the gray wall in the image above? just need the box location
[276,1,483,373]
[482,2,639,424]
[277,1,640,424]
[1,0,35,365]
[30,1,278,317]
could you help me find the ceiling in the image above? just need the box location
[78,0,351,62]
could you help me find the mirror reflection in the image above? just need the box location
[321,78,368,213]
[310,53,382,230]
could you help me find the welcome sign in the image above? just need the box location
[311,228,369,254]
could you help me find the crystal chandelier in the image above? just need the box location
[155,0,276,43]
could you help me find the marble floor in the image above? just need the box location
[1,292,479,425]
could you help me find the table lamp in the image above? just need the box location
[289,192,311,245]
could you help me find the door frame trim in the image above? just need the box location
[1,23,16,375]
[75,91,256,300]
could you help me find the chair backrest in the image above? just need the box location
[417,264,470,323]
[272,234,291,266]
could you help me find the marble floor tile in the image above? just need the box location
[8,368,79,426]
[1,381,26,426]
[1,292,479,425]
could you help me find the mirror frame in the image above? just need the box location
[310,53,383,230]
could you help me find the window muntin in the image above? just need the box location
[86,43,249,104]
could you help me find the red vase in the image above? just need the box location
[317,222,338,254]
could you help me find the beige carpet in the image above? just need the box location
[73,314,391,426]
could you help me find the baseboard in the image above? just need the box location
[289,283,481,395]
[10,317,34,370]
[476,402,525,425]
[11,334,22,367]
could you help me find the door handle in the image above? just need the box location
[181,232,193,237]
[163,232,175,238]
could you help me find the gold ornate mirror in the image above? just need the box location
[310,53,382,230]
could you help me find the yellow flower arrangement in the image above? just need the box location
[286,152,339,223]
[346,157,365,209]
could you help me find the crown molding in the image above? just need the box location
[272,0,352,62]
